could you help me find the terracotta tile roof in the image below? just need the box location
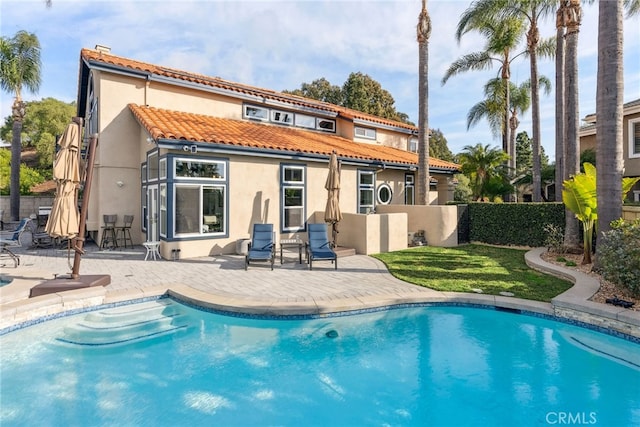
[129,104,460,171]
[80,48,417,132]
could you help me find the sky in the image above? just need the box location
[1,0,639,161]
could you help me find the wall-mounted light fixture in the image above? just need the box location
[146,137,155,145]
[116,180,124,188]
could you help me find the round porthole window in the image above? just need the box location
[377,183,392,204]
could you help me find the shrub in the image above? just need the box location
[597,219,640,296]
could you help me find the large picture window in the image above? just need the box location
[358,170,375,214]
[281,165,305,231]
[174,184,225,235]
[173,157,227,237]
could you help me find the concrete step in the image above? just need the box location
[334,246,356,257]
[57,299,191,346]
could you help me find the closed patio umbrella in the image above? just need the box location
[324,151,343,246]
[45,121,81,239]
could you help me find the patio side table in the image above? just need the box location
[280,238,303,264]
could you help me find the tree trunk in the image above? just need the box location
[416,2,431,205]
[528,24,542,202]
[596,0,624,237]
[555,10,565,202]
[10,100,25,222]
[563,0,582,250]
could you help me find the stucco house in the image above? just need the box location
[76,46,460,259]
[579,98,640,202]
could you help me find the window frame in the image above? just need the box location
[355,126,376,140]
[280,164,306,232]
[317,118,336,133]
[377,183,393,205]
[171,156,229,239]
[294,113,316,129]
[244,104,269,121]
[358,170,376,214]
[629,118,640,158]
[270,109,294,125]
[147,151,159,182]
[405,173,415,205]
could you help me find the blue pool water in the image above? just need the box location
[1,299,639,426]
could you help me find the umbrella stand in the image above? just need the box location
[30,131,111,297]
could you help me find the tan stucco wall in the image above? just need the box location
[622,206,640,221]
[84,66,451,258]
[310,211,408,255]
[376,204,459,247]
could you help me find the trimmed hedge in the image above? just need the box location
[468,202,565,247]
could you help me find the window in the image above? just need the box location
[408,136,418,153]
[295,114,316,129]
[377,183,392,204]
[244,104,269,121]
[147,152,159,181]
[159,158,167,180]
[173,158,227,237]
[358,170,375,214]
[160,184,167,237]
[175,159,225,179]
[630,118,640,158]
[141,164,147,184]
[355,126,376,140]
[281,165,305,231]
[271,110,293,125]
[405,174,415,205]
[174,184,226,235]
[141,185,148,232]
[317,118,336,132]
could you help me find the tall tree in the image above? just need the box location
[505,0,557,202]
[560,0,582,250]
[0,30,41,221]
[284,74,412,124]
[555,1,566,202]
[1,98,76,173]
[443,6,525,173]
[416,0,431,205]
[596,0,624,238]
[282,78,343,105]
[428,129,454,162]
[467,77,550,183]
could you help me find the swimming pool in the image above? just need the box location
[1,298,639,426]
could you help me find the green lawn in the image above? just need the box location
[372,244,572,302]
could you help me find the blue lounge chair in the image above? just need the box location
[0,218,31,267]
[306,223,337,270]
[245,223,275,270]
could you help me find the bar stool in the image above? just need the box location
[100,214,118,249]
[118,215,134,248]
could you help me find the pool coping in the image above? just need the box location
[1,248,639,339]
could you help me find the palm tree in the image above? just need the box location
[560,0,582,250]
[0,31,41,221]
[555,1,565,202]
[596,0,624,238]
[467,77,551,195]
[442,9,525,182]
[416,0,431,205]
[507,1,557,202]
[458,143,510,201]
